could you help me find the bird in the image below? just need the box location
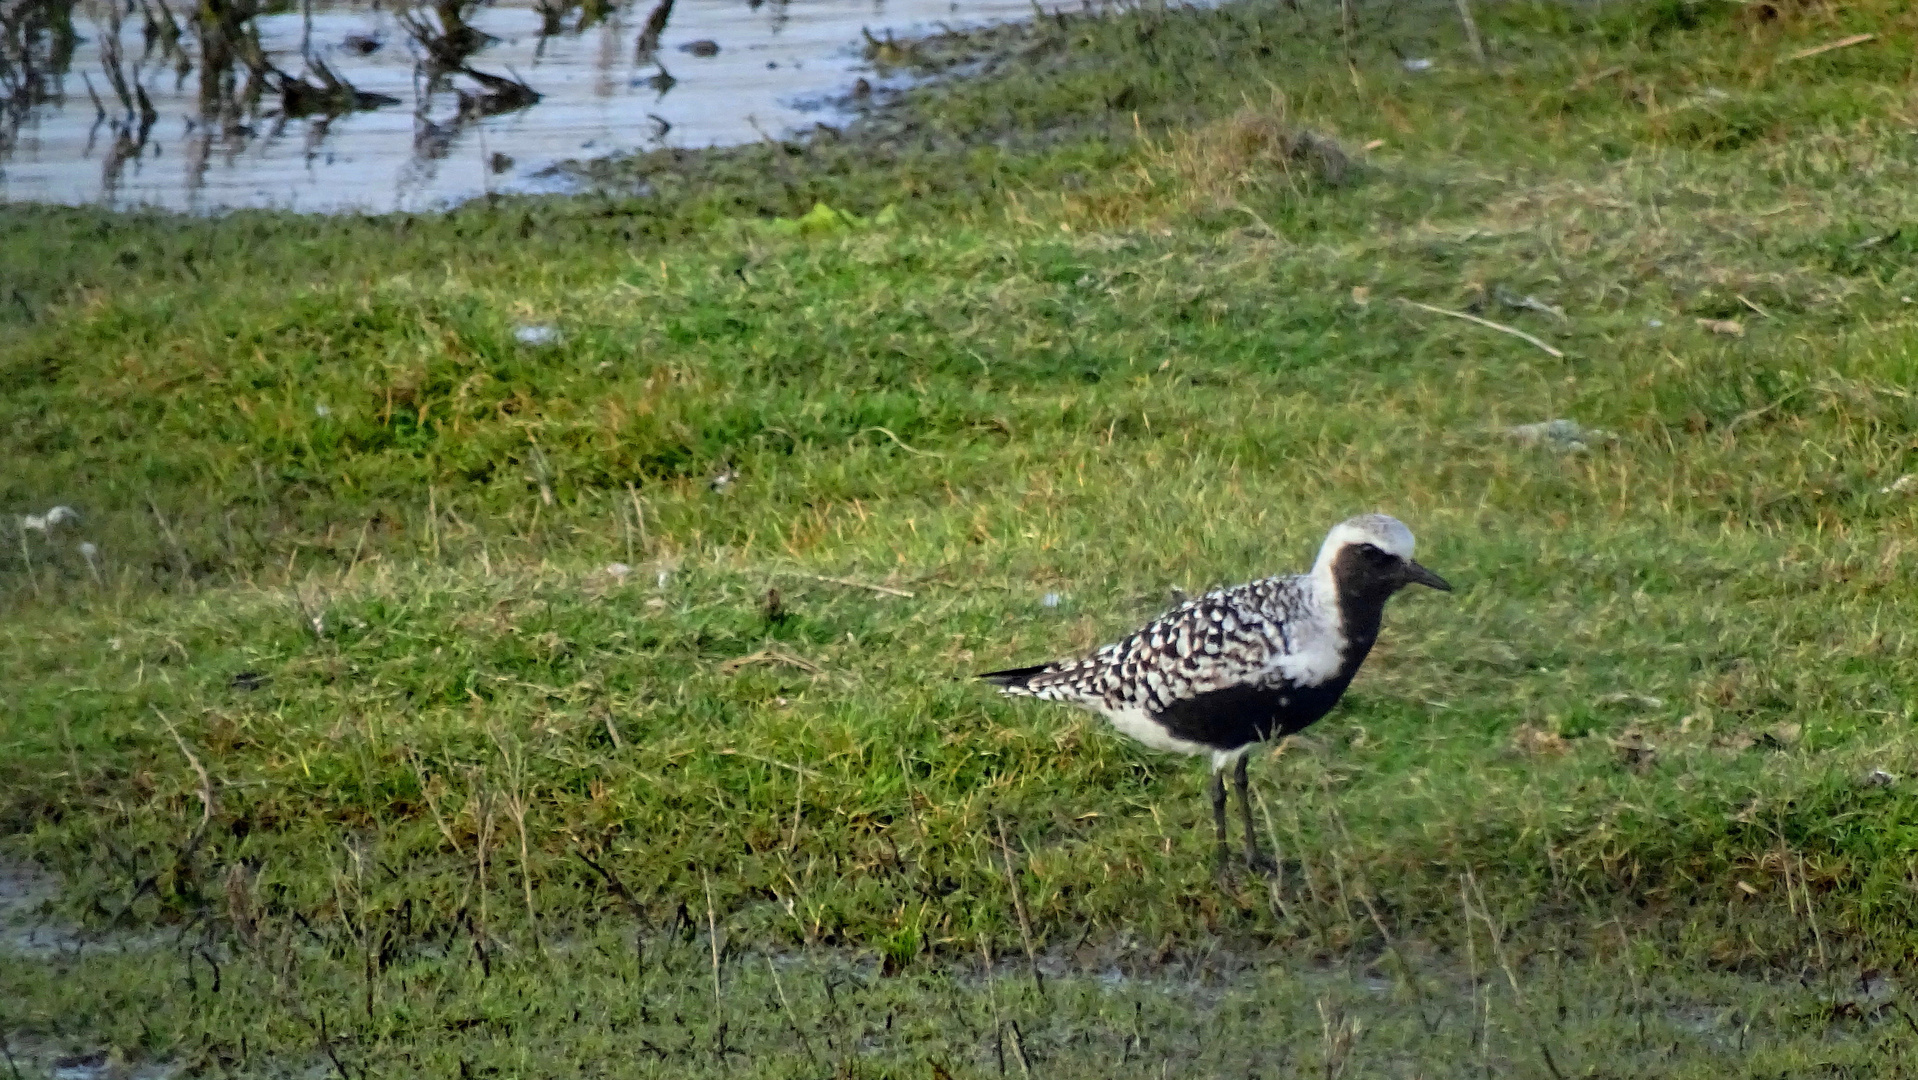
[979,514,1451,874]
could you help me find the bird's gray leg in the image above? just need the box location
[1209,767,1229,872]
[1234,755,1274,874]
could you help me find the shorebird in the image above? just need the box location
[980,514,1450,873]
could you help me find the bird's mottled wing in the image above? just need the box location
[996,576,1319,712]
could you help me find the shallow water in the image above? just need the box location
[0,0,1068,215]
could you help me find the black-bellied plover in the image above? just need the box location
[980,514,1450,872]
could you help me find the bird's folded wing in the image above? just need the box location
[1009,578,1314,711]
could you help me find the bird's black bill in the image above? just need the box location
[1404,560,1452,591]
[978,664,1049,688]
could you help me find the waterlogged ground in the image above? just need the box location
[4,854,1913,1079]
[7,0,1918,1072]
[0,0,1092,214]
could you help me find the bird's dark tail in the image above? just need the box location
[977,664,1050,689]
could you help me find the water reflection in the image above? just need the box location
[0,0,1086,213]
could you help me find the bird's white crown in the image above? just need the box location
[1314,513,1416,570]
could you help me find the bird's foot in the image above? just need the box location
[1243,849,1278,877]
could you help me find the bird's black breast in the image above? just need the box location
[1154,675,1356,753]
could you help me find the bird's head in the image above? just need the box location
[1312,513,1451,599]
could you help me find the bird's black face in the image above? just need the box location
[1331,543,1452,600]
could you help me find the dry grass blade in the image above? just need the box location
[153,706,214,851]
[994,815,1046,999]
[1788,33,1874,61]
[491,730,541,948]
[1401,300,1566,358]
[701,869,723,1021]
[1453,0,1485,64]
[625,483,651,559]
[718,645,825,675]
[717,748,822,779]
[785,572,914,598]
[224,863,259,948]
[1566,65,1624,91]
[856,426,945,457]
[766,956,819,1065]
[146,497,193,588]
[405,749,464,853]
[1006,1019,1035,1078]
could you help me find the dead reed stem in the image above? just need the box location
[154,706,214,853]
[1251,786,1291,920]
[17,531,37,598]
[491,730,541,947]
[626,483,650,556]
[1464,868,1521,1000]
[1007,1019,1034,1078]
[1453,0,1485,64]
[994,815,1046,999]
[147,496,194,589]
[702,868,726,1059]
[406,751,464,853]
[978,933,1006,1076]
[766,956,819,1066]
[787,770,806,852]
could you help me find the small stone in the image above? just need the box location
[20,505,79,531]
[605,562,632,579]
[514,324,560,346]
[1042,592,1062,608]
[1881,475,1916,495]
[1507,418,1614,453]
[1594,692,1664,710]
[1402,57,1433,72]
[1866,768,1897,787]
[679,39,720,57]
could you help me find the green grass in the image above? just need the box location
[8,0,1918,1073]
